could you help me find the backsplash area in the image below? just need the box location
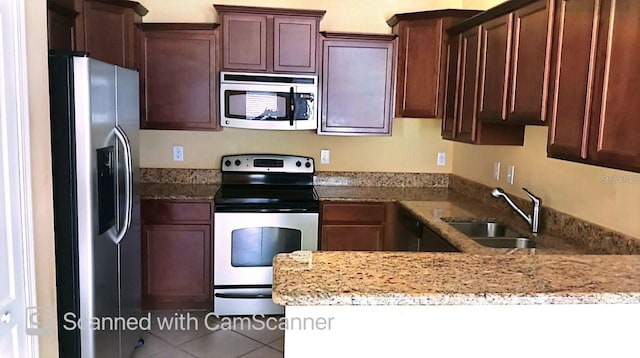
[141,168,449,187]
[313,172,448,187]
[141,168,221,184]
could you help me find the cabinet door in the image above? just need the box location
[139,28,219,130]
[442,34,461,140]
[83,1,136,68]
[508,0,553,123]
[477,15,512,122]
[47,3,77,51]
[273,16,317,73]
[456,27,481,142]
[320,37,396,135]
[142,224,212,309]
[420,226,460,252]
[222,13,267,71]
[395,19,445,118]
[321,225,384,251]
[547,0,599,160]
[588,0,640,171]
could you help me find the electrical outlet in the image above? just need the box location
[173,146,184,161]
[437,152,446,166]
[506,165,515,185]
[493,162,501,181]
[320,149,330,164]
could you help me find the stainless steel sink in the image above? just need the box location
[446,221,520,238]
[445,221,537,249]
[473,237,536,249]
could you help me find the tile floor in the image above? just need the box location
[132,311,284,358]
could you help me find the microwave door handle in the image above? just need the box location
[289,87,295,126]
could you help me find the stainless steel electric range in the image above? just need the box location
[213,154,319,315]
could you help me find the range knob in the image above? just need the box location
[305,162,311,168]
[224,160,231,167]
[296,161,302,167]
[234,159,241,166]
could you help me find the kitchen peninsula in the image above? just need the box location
[273,251,640,358]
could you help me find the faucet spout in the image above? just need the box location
[491,187,541,235]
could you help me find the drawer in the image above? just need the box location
[321,202,386,223]
[142,200,212,224]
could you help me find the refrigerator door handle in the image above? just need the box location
[112,125,133,245]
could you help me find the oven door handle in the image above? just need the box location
[215,292,273,299]
[289,87,295,127]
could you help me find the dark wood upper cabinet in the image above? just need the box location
[273,16,319,73]
[547,0,596,160]
[47,1,79,51]
[477,0,553,124]
[456,27,481,143]
[214,5,325,74]
[319,32,397,135]
[221,13,267,71]
[508,0,554,123]
[442,34,461,140]
[138,24,220,131]
[477,15,512,122]
[81,0,147,69]
[387,10,480,119]
[448,25,525,145]
[548,0,640,172]
[47,0,148,69]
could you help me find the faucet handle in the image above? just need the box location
[522,188,540,205]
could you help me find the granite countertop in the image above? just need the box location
[141,183,219,200]
[272,251,640,306]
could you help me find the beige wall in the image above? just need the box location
[138,0,462,172]
[25,0,58,356]
[141,119,453,172]
[462,0,504,10]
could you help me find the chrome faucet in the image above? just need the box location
[491,187,541,236]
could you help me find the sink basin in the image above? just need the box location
[446,221,520,238]
[473,237,536,249]
[445,220,537,249]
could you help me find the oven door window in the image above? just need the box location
[231,227,302,267]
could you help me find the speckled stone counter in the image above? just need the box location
[272,251,640,305]
[140,183,219,200]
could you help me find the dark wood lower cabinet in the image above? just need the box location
[141,200,213,310]
[321,225,384,251]
[319,201,399,251]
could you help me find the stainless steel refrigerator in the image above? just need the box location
[49,53,141,357]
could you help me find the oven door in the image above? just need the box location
[220,83,317,130]
[214,212,318,286]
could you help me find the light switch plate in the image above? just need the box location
[437,152,446,166]
[506,165,515,185]
[493,162,501,181]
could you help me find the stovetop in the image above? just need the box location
[215,154,319,212]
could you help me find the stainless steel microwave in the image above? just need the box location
[220,72,318,130]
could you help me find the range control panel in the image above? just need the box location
[220,154,315,173]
